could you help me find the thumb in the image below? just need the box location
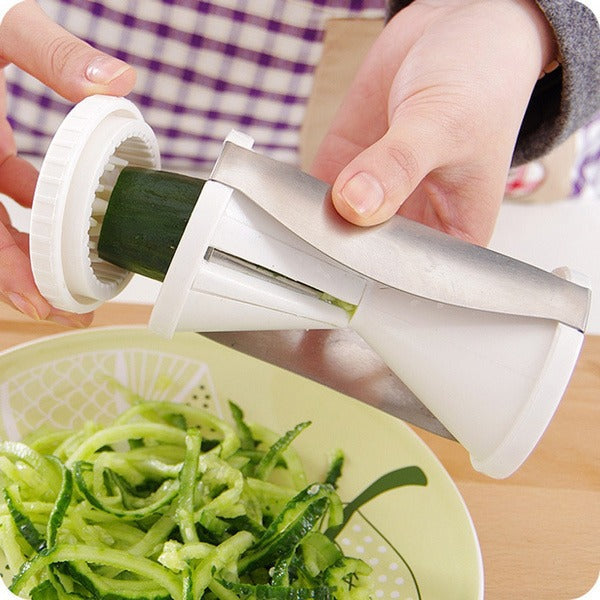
[330,114,444,227]
[0,0,135,102]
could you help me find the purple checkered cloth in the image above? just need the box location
[5,0,599,198]
[5,0,386,177]
[572,114,600,198]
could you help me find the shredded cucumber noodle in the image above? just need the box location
[0,397,372,599]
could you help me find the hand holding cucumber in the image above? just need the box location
[0,0,135,324]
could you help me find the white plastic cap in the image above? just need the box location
[30,95,160,313]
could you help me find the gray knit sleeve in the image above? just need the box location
[386,1,600,165]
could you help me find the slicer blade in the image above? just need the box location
[201,328,456,440]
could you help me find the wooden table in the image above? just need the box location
[1,300,598,599]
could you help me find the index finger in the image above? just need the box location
[0,0,136,102]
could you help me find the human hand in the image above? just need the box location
[0,0,135,325]
[311,0,557,245]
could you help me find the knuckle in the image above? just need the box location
[44,35,86,77]
[385,141,421,190]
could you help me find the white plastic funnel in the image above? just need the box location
[350,276,585,478]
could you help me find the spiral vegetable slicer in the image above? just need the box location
[30,96,591,478]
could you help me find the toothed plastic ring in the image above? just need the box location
[30,95,161,313]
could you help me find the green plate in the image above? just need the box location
[0,327,483,599]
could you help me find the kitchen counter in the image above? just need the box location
[0,300,598,599]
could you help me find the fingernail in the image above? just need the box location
[339,172,384,216]
[7,292,41,320]
[86,55,131,85]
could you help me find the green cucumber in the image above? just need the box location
[3,488,46,552]
[322,557,372,600]
[216,578,334,599]
[29,580,59,600]
[98,167,206,281]
[254,421,311,481]
[10,544,183,598]
[323,449,344,489]
[45,456,73,549]
[73,461,179,520]
[0,398,380,600]
[238,483,336,574]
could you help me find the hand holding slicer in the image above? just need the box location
[30,95,591,478]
